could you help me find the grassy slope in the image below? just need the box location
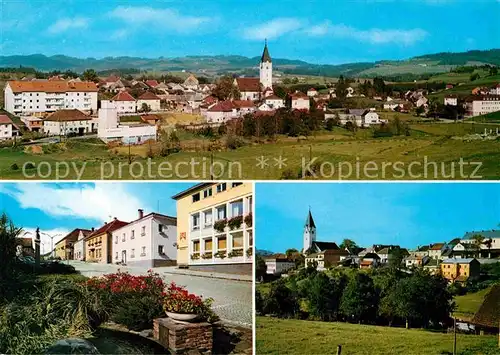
[454,287,493,321]
[256,317,497,355]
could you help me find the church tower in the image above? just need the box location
[259,40,273,90]
[303,208,317,253]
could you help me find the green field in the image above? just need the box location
[454,287,493,321]
[1,122,500,180]
[256,317,498,355]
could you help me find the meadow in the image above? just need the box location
[256,317,498,355]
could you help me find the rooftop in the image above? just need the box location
[8,80,98,93]
[45,109,90,122]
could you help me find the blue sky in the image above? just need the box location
[256,183,500,252]
[0,182,192,253]
[1,0,499,64]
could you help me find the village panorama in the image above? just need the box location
[1,43,500,180]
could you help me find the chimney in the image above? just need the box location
[138,209,144,219]
[91,227,95,232]
[113,217,117,221]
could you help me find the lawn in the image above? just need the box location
[256,317,498,355]
[467,111,500,123]
[454,287,493,321]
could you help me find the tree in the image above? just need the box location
[489,66,498,76]
[304,273,346,321]
[159,129,180,156]
[471,234,484,258]
[335,76,348,99]
[0,213,24,281]
[212,76,240,100]
[264,279,299,318]
[388,247,406,269]
[140,103,151,113]
[470,72,480,81]
[415,105,425,116]
[340,273,378,324]
[81,69,99,82]
[339,239,358,250]
[256,255,267,281]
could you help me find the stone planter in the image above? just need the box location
[165,311,198,322]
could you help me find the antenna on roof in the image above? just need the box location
[265,38,267,46]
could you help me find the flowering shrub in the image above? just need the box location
[244,213,253,227]
[213,219,227,232]
[163,282,219,323]
[228,216,243,230]
[228,249,243,258]
[84,270,165,330]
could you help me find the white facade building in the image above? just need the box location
[290,92,310,111]
[4,81,98,115]
[112,209,177,267]
[466,95,500,117]
[265,256,295,275]
[303,209,317,253]
[264,95,285,109]
[0,115,15,140]
[74,229,91,261]
[444,96,458,106]
[137,92,161,112]
[43,109,97,136]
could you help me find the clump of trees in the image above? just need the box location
[257,267,455,330]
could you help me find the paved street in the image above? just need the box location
[68,261,253,328]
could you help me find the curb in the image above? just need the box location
[161,270,252,283]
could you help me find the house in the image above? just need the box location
[415,245,430,258]
[140,114,161,126]
[183,75,199,90]
[446,84,454,90]
[84,218,129,264]
[264,95,285,109]
[55,228,91,260]
[265,254,295,275]
[444,95,458,106]
[489,84,500,96]
[428,243,450,260]
[440,258,480,282]
[471,284,500,333]
[137,91,161,112]
[360,253,380,269]
[74,228,93,261]
[20,116,43,132]
[307,88,318,97]
[233,100,256,116]
[16,237,34,257]
[4,80,98,115]
[0,115,17,140]
[43,109,96,136]
[172,182,253,274]
[376,247,392,264]
[112,209,177,267]
[235,78,261,101]
[305,249,349,271]
[204,101,235,123]
[452,242,478,259]
[337,109,386,127]
[289,91,310,111]
[423,258,441,275]
[404,254,430,268]
[106,91,137,113]
[464,95,500,117]
[460,229,500,258]
[145,80,159,89]
[97,101,157,144]
[416,96,428,108]
[257,103,273,111]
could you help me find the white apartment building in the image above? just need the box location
[466,95,500,117]
[43,109,97,136]
[112,209,177,268]
[290,91,310,111]
[4,81,98,115]
[103,91,137,114]
[137,92,161,112]
[265,255,295,274]
[264,95,285,109]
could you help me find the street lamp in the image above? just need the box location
[41,232,62,258]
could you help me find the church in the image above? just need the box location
[234,41,273,101]
[303,208,341,254]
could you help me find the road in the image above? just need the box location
[69,261,253,328]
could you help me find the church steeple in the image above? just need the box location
[261,39,272,63]
[303,207,317,253]
[304,207,316,229]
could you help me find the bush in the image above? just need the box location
[228,216,243,230]
[163,282,219,323]
[225,135,245,150]
[213,219,227,232]
[10,163,19,170]
[24,162,35,170]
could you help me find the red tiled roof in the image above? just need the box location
[138,91,160,100]
[7,80,98,93]
[430,243,445,250]
[141,114,161,123]
[265,95,283,101]
[233,100,255,108]
[145,80,159,88]
[58,228,92,244]
[0,115,14,125]
[86,219,129,239]
[235,78,260,92]
[203,96,217,105]
[208,101,234,112]
[308,88,317,91]
[290,91,308,99]
[111,91,136,101]
[105,75,120,83]
[45,109,90,122]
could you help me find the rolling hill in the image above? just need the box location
[0,49,499,78]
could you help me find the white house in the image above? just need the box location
[183,74,199,90]
[43,109,97,136]
[444,95,458,106]
[0,115,16,140]
[204,101,235,123]
[465,95,500,117]
[265,254,295,275]
[334,109,386,127]
[428,243,450,260]
[233,100,256,116]
[290,91,310,111]
[103,91,137,114]
[307,88,318,97]
[97,101,157,144]
[4,80,98,116]
[264,95,285,109]
[234,78,261,101]
[137,91,161,112]
[112,209,177,267]
[74,229,92,261]
[489,84,500,96]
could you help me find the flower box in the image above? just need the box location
[214,251,227,259]
[228,216,243,230]
[191,253,200,260]
[246,247,253,257]
[244,213,253,227]
[228,249,244,258]
[213,219,227,233]
[201,252,213,259]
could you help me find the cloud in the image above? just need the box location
[307,22,428,45]
[47,17,89,34]
[243,18,303,40]
[109,6,211,31]
[0,183,152,224]
[110,29,129,40]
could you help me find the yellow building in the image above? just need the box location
[172,182,253,274]
[440,258,480,282]
[85,218,128,264]
[54,228,91,260]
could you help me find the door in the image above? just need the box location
[121,250,127,264]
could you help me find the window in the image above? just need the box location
[122,233,125,242]
[131,230,135,239]
[232,182,243,188]
[141,226,146,236]
[192,213,200,230]
[115,252,118,259]
[216,205,226,220]
[115,236,118,244]
[193,240,200,252]
[203,188,212,198]
[231,200,243,217]
[216,183,227,193]
[204,210,213,227]
[158,245,165,255]
[248,230,253,247]
[232,232,244,249]
[158,224,164,233]
[141,246,146,256]
[217,236,227,251]
[204,239,213,252]
[192,192,201,202]
[131,249,135,258]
